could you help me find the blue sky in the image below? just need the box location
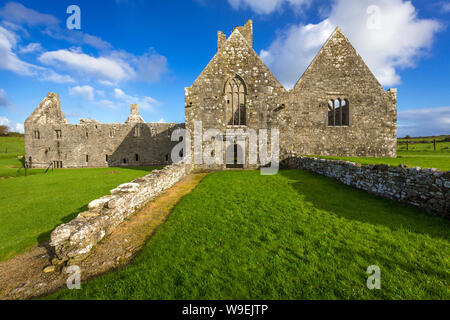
[0,0,449,137]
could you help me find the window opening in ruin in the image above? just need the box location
[328,99,349,126]
[55,130,62,139]
[135,154,140,162]
[225,75,247,126]
[134,126,140,137]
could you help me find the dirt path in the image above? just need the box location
[0,173,207,300]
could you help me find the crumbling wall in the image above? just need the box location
[25,94,184,168]
[50,163,192,264]
[282,156,449,217]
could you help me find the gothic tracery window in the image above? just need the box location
[225,75,247,126]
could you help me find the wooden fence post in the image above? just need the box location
[406,141,409,151]
[434,139,436,151]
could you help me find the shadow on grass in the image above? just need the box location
[36,204,89,245]
[279,170,450,241]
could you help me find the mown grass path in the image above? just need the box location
[49,170,450,300]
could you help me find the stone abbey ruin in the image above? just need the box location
[25,20,397,169]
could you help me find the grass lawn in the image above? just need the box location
[315,151,450,171]
[313,136,450,171]
[0,136,32,178]
[48,170,450,300]
[0,135,160,260]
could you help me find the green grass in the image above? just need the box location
[0,166,159,261]
[48,170,450,300]
[0,136,160,260]
[315,151,450,171]
[0,136,29,178]
[315,135,450,171]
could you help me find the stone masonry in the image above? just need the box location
[50,163,192,263]
[282,156,450,217]
[26,21,397,170]
[25,94,183,169]
[185,21,397,170]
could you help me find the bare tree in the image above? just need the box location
[0,125,9,136]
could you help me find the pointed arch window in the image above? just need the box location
[328,99,349,126]
[225,75,247,126]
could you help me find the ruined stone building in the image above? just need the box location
[25,20,397,169]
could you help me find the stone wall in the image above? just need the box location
[50,163,192,264]
[185,21,397,170]
[25,94,184,169]
[282,156,449,217]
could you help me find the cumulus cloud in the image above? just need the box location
[38,48,169,85]
[398,107,450,137]
[0,116,24,133]
[228,0,312,14]
[0,25,41,76]
[38,49,135,83]
[69,85,95,100]
[260,0,442,88]
[113,88,160,111]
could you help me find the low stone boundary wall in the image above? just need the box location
[50,163,192,264]
[282,156,449,218]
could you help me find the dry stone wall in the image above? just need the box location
[282,156,449,217]
[50,163,192,264]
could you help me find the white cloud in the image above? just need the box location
[19,42,43,54]
[0,88,10,107]
[0,25,41,76]
[113,88,160,111]
[260,0,442,88]
[39,70,75,83]
[157,118,165,123]
[69,85,95,100]
[0,2,59,27]
[136,50,168,83]
[228,0,311,14]
[398,107,450,137]
[0,116,24,133]
[38,49,135,83]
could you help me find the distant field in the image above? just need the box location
[48,170,450,300]
[0,137,159,260]
[0,136,30,178]
[314,135,450,171]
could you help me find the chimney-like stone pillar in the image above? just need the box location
[218,31,226,51]
[125,104,145,124]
